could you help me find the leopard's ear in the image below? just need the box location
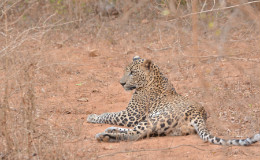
[133,56,141,61]
[143,59,152,70]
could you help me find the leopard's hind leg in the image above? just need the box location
[95,111,182,142]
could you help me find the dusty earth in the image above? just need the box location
[1,7,260,159]
[36,37,260,160]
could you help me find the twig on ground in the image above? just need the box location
[97,144,206,158]
[96,22,104,38]
[179,51,241,59]
[227,57,260,63]
[146,46,172,52]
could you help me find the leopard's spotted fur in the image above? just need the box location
[87,56,260,145]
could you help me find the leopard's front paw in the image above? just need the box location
[95,132,119,142]
[95,132,110,142]
[87,114,98,123]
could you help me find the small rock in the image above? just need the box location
[103,145,114,150]
[65,111,71,114]
[126,50,134,55]
[141,19,149,24]
[55,43,63,49]
[92,89,99,93]
[89,50,98,57]
[77,98,89,102]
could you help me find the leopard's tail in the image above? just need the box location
[191,119,260,146]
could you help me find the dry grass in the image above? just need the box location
[0,0,260,159]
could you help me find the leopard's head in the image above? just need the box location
[120,56,155,91]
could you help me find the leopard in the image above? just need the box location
[87,56,260,145]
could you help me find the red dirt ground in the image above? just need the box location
[1,9,260,159]
[37,39,260,159]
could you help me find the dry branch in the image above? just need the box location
[1,3,14,154]
[192,0,198,55]
[97,144,206,158]
[168,0,260,21]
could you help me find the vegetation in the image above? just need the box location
[0,0,260,159]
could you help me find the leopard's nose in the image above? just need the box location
[120,82,126,86]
